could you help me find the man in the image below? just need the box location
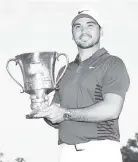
[31,10,130,162]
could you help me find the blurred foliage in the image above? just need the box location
[15,157,26,162]
[0,152,26,162]
[121,133,138,162]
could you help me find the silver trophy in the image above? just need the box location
[6,52,69,118]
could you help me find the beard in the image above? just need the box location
[76,38,100,49]
[74,34,100,49]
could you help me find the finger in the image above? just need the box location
[36,109,52,116]
[50,118,59,124]
[50,119,56,124]
[40,106,54,112]
[46,116,52,121]
[33,112,46,118]
[34,109,52,118]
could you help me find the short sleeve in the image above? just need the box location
[102,57,130,99]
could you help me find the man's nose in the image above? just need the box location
[81,27,87,34]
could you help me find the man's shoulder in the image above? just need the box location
[102,53,128,76]
[105,53,125,67]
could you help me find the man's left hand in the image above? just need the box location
[33,103,66,124]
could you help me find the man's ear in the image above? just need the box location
[100,27,104,37]
[72,29,74,40]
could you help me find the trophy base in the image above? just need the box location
[26,113,36,119]
[26,109,39,119]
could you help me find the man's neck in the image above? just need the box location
[78,43,100,62]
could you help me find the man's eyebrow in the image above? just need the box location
[73,21,96,26]
[73,23,81,26]
[87,21,96,24]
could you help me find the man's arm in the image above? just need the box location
[64,93,124,122]
[63,57,130,123]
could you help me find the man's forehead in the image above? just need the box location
[73,17,97,25]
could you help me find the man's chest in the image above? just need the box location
[58,64,105,108]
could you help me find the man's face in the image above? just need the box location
[72,17,101,49]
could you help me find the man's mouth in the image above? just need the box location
[80,35,91,42]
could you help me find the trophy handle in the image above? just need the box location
[55,53,69,88]
[6,58,25,93]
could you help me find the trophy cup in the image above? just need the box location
[6,52,69,118]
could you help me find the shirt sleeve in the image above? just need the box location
[102,57,130,99]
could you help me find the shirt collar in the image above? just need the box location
[74,48,109,65]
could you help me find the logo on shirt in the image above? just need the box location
[89,66,95,69]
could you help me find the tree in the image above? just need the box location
[121,133,138,162]
[0,152,4,162]
[15,157,26,162]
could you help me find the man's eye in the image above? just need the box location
[88,24,94,27]
[76,26,81,29]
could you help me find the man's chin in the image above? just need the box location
[77,44,93,49]
[76,40,100,49]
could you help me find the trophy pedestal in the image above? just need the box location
[26,89,49,119]
[26,113,37,119]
